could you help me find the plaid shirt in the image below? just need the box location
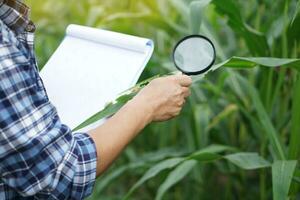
[0,0,97,199]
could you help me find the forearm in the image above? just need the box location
[88,97,152,176]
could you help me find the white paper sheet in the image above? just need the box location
[40,24,154,131]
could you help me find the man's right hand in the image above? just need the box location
[133,74,192,122]
[90,74,192,176]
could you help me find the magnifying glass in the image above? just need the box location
[173,35,216,75]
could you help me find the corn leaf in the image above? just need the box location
[155,148,256,200]
[196,144,237,154]
[73,75,158,131]
[188,152,222,162]
[288,13,300,47]
[211,0,270,56]
[168,0,189,23]
[193,104,210,147]
[213,57,300,70]
[291,0,300,25]
[188,144,236,161]
[155,160,197,200]
[288,74,300,160]
[93,147,187,197]
[124,145,269,199]
[73,92,136,131]
[189,0,211,34]
[156,151,271,200]
[234,74,286,160]
[224,153,271,170]
[272,160,297,200]
[294,169,300,184]
[207,104,238,131]
[91,162,144,196]
[123,158,185,200]
[125,145,234,199]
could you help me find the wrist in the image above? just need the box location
[127,96,154,125]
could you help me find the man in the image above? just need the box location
[0,0,192,199]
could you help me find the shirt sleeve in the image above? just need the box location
[0,39,97,199]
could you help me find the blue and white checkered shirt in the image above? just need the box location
[0,0,97,199]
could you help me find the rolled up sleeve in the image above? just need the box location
[0,40,97,199]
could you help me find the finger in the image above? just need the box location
[181,87,191,98]
[164,114,176,121]
[172,106,182,115]
[176,74,192,87]
[176,99,185,107]
[174,108,182,116]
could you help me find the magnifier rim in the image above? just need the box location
[172,35,216,76]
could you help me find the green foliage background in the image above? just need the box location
[26,0,300,199]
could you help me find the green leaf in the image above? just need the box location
[193,104,210,147]
[155,160,197,200]
[92,148,186,196]
[188,152,222,162]
[295,169,300,178]
[224,153,271,170]
[213,57,300,70]
[92,162,144,195]
[73,75,158,131]
[288,74,300,160]
[272,160,297,200]
[211,0,270,56]
[288,14,300,46]
[168,0,189,23]
[123,158,185,199]
[294,177,300,184]
[73,92,136,131]
[234,73,286,160]
[293,169,300,184]
[153,146,236,200]
[200,144,236,153]
[188,144,236,161]
[291,0,300,25]
[208,104,238,131]
[189,0,211,34]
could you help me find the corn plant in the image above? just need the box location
[28,0,300,199]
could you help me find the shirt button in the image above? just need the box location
[26,21,36,32]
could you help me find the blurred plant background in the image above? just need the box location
[26,0,300,199]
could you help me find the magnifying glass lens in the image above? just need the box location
[173,35,216,75]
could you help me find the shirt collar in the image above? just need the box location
[0,0,34,34]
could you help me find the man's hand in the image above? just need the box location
[134,74,192,122]
[89,74,192,176]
